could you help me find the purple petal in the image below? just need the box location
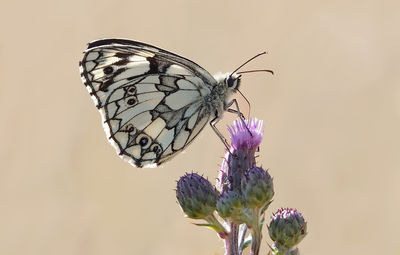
[228,118,264,151]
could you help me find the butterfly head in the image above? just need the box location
[213,72,241,93]
[212,72,242,108]
[226,73,242,91]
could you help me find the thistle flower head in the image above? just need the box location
[228,118,264,151]
[176,173,218,219]
[217,118,264,192]
[268,208,307,249]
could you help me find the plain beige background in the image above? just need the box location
[1,0,399,254]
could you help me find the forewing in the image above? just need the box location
[85,38,216,88]
[79,39,215,167]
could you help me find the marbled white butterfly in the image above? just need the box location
[79,39,269,168]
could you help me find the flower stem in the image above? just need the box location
[250,208,261,255]
[225,222,240,255]
[204,214,228,239]
[250,228,261,255]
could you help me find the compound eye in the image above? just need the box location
[227,77,235,88]
[227,75,241,89]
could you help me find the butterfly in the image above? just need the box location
[79,39,270,168]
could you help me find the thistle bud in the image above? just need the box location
[268,208,307,249]
[176,173,218,219]
[216,191,248,224]
[241,166,274,209]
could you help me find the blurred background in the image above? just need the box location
[1,0,399,254]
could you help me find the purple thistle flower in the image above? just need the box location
[217,118,264,192]
[227,118,264,151]
[215,118,267,255]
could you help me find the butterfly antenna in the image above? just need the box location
[237,89,251,120]
[237,69,274,75]
[230,51,267,77]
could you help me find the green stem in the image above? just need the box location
[250,208,261,255]
[205,214,228,239]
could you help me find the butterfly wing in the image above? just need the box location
[79,39,217,167]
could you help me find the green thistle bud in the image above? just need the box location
[176,173,218,219]
[216,191,250,224]
[268,208,307,249]
[241,166,274,209]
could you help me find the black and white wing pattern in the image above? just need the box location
[79,39,222,167]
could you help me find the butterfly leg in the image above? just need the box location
[225,99,253,136]
[210,116,231,151]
